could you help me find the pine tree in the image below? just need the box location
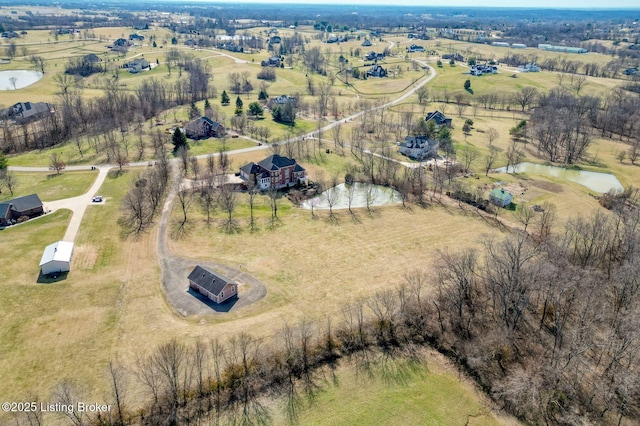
[204,99,211,109]
[172,128,188,153]
[221,90,230,105]
[235,96,243,116]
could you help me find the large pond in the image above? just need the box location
[0,70,44,90]
[496,162,623,193]
[300,183,403,210]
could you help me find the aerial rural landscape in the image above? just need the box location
[0,0,639,424]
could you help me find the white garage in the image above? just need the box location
[39,241,74,275]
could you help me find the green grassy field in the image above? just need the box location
[268,350,514,426]
[0,170,97,202]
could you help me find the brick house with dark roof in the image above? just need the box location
[188,265,237,304]
[184,116,226,140]
[0,194,44,226]
[239,154,307,190]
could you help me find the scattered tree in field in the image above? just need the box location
[248,102,264,118]
[49,153,66,174]
[258,90,268,101]
[515,202,536,233]
[487,127,499,146]
[217,184,238,233]
[189,102,201,119]
[484,146,500,176]
[415,85,429,104]
[0,170,17,196]
[235,97,244,116]
[512,86,538,112]
[0,152,7,170]
[464,79,471,91]
[172,128,188,154]
[221,90,230,106]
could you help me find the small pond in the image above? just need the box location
[496,162,623,193]
[300,183,403,210]
[0,70,44,90]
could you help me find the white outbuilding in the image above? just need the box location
[39,241,74,275]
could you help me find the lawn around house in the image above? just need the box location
[0,170,97,202]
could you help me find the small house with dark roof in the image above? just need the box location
[184,116,226,140]
[398,135,439,160]
[367,64,387,77]
[1,102,55,124]
[0,194,44,226]
[129,33,145,41]
[123,58,149,73]
[425,110,452,128]
[240,154,307,190]
[188,265,237,304]
[489,188,513,208]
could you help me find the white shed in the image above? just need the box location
[39,241,74,275]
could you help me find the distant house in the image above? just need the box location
[1,102,55,124]
[365,51,384,61]
[217,42,243,53]
[326,34,338,43]
[624,67,638,76]
[0,194,44,226]
[367,64,387,77]
[442,53,464,62]
[184,116,226,140]
[129,33,145,41]
[511,43,527,49]
[123,58,149,73]
[1,31,19,38]
[492,42,510,47]
[113,38,131,48]
[188,265,237,304]
[469,63,498,76]
[361,38,372,47]
[240,154,307,190]
[489,188,513,208]
[425,110,452,128]
[270,35,282,44]
[261,56,281,67]
[39,241,74,276]
[185,39,197,47]
[271,94,296,105]
[406,44,425,53]
[398,135,439,160]
[520,63,540,72]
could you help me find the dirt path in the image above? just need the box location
[156,164,266,316]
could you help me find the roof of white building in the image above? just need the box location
[39,241,74,266]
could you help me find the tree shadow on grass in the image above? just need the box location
[170,220,194,240]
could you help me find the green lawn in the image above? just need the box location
[0,171,97,202]
[268,352,509,426]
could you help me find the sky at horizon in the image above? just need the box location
[183,0,640,9]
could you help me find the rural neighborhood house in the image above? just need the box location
[239,154,308,190]
[0,194,44,226]
[489,188,513,208]
[188,266,238,304]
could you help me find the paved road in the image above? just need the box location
[44,166,111,241]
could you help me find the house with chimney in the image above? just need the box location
[239,154,307,190]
